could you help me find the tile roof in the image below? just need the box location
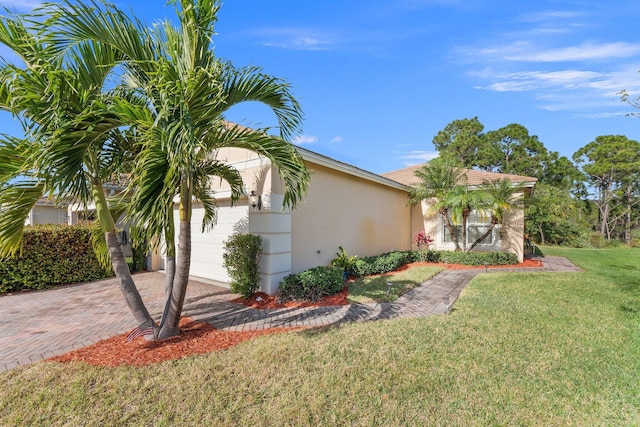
[381,164,538,187]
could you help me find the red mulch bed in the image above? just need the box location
[49,259,541,368]
[403,258,542,271]
[49,317,304,368]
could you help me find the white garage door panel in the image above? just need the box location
[176,203,248,283]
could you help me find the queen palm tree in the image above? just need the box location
[43,0,310,339]
[408,157,465,251]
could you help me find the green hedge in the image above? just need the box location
[411,250,518,266]
[0,224,107,293]
[279,266,344,302]
[348,250,518,278]
[350,251,414,278]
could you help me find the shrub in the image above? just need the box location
[350,251,413,278]
[0,224,107,293]
[222,233,263,298]
[330,246,358,273]
[278,266,344,302]
[425,250,518,266]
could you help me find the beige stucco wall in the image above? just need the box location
[290,162,412,274]
[500,194,526,263]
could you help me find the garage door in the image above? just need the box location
[167,202,249,283]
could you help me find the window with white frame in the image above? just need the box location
[442,211,498,246]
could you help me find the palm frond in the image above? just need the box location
[207,124,310,209]
[0,181,44,258]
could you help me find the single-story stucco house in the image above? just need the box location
[147,146,537,294]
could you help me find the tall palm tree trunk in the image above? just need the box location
[468,218,497,252]
[441,210,462,251]
[105,230,153,326]
[93,184,154,328]
[158,220,191,339]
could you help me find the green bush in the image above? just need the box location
[433,251,517,266]
[279,266,344,302]
[0,224,107,293]
[350,251,413,277]
[223,233,262,298]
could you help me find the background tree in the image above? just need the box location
[573,135,640,240]
[432,117,490,168]
[484,124,549,177]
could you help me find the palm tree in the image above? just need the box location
[445,182,491,252]
[467,179,525,252]
[43,0,311,339]
[0,12,156,331]
[408,157,466,251]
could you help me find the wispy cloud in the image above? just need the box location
[252,28,337,51]
[330,136,343,143]
[507,42,640,63]
[0,0,41,10]
[399,150,439,165]
[292,135,318,145]
[453,4,640,114]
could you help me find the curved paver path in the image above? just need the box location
[0,255,580,372]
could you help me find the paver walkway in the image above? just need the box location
[0,255,580,372]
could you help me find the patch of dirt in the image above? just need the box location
[49,317,304,368]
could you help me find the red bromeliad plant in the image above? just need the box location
[414,230,434,249]
[414,231,434,262]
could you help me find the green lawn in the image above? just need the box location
[1,247,639,425]
[347,265,442,304]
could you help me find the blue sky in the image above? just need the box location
[2,0,640,174]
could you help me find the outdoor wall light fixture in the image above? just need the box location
[249,190,262,210]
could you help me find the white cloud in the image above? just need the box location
[458,41,640,64]
[506,42,640,63]
[399,150,439,166]
[253,28,337,51]
[0,0,41,11]
[330,136,343,143]
[292,135,318,145]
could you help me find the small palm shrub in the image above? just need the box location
[223,233,262,298]
[279,266,344,302]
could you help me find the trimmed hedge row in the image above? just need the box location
[279,266,344,302]
[0,224,107,293]
[414,250,518,266]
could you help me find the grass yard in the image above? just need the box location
[1,247,639,425]
[347,265,442,304]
